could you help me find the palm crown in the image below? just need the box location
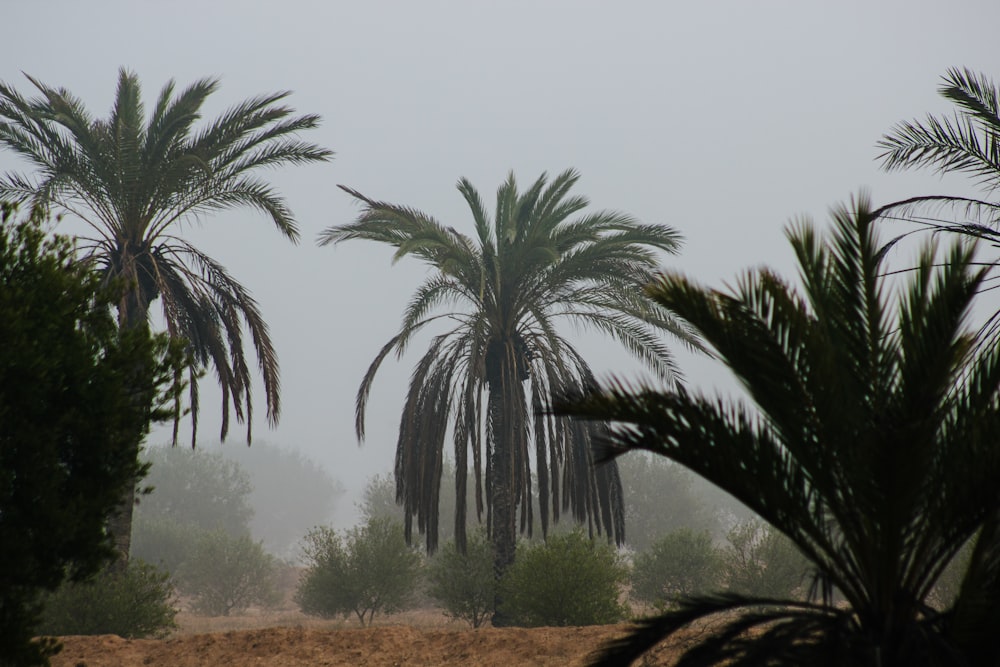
[0,69,332,442]
[320,169,697,560]
[558,195,1000,666]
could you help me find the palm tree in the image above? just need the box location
[0,69,332,561]
[319,169,697,617]
[877,67,1000,344]
[557,195,1000,666]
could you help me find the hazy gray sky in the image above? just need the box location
[4,1,999,525]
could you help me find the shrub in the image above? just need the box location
[295,517,421,626]
[176,531,279,616]
[724,519,810,598]
[498,530,628,627]
[427,529,495,627]
[631,529,725,609]
[37,561,177,638]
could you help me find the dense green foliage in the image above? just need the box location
[558,197,1000,666]
[177,531,279,616]
[38,561,177,639]
[295,518,421,626]
[426,530,496,627]
[630,529,724,610]
[498,530,628,627]
[0,206,181,666]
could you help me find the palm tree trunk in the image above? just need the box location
[487,343,523,626]
[489,426,516,626]
[108,286,154,569]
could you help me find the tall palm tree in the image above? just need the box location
[0,69,332,561]
[320,169,697,614]
[557,195,1000,666]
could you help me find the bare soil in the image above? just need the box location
[49,608,692,666]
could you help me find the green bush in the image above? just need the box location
[498,530,628,627]
[176,531,279,616]
[38,561,177,638]
[631,529,725,609]
[427,529,495,627]
[724,519,810,598]
[295,517,421,626]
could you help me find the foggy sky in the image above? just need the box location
[3,0,999,526]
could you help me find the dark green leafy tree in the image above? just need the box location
[0,206,182,666]
[498,529,629,627]
[320,170,696,619]
[0,69,333,562]
[427,529,496,627]
[631,529,725,611]
[557,196,1000,666]
[295,517,421,626]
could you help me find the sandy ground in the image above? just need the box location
[49,608,691,666]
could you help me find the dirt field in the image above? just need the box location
[49,609,690,666]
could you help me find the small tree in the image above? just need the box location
[631,529,725,610]
[177,531,279,616]
[724,519,810,599]
[38,561,177,639]
[427,530,495,627]
[295,518,421,626]
[498,530,628,627]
